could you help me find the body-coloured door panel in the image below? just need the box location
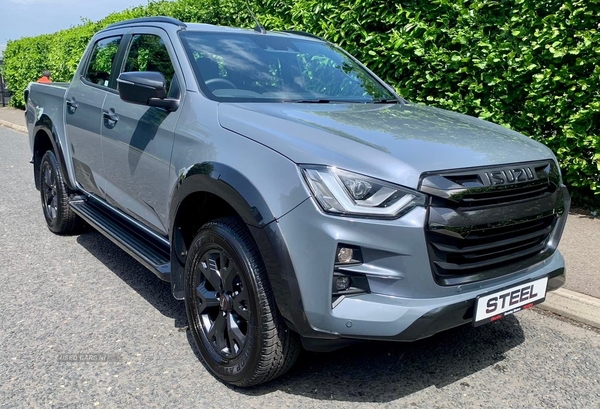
[101,99,179,234]
[65,35,123,197]
[101,32,182,234]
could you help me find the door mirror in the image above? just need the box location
[117,71,178,111]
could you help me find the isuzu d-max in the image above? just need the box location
[25,17,569,386]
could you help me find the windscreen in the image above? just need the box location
[179,31,396,103]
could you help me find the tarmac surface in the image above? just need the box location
[1,105,599,329]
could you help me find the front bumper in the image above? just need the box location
[272,197,567,348]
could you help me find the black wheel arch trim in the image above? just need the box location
[257,220,339,339]
[168,162,334,339]
[32,115,76,191]
[168,162,275,230]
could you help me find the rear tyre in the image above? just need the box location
[39,150,82,234]
[184,217,301,386]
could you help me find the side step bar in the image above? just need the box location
[69,196,171,282]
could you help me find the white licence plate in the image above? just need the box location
[473,277,548,326]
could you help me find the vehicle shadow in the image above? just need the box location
[236,316,525,402]
[76,230,188,329]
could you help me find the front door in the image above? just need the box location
[101,31,183,235]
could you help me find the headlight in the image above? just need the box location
[301,166,427,218]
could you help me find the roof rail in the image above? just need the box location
[105,16,187,30]
[280,30,324,40]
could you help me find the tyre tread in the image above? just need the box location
[186,217,301,387]
[40,151,83,235]
[208,217,300,387]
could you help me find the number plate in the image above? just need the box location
[474,277,548,327]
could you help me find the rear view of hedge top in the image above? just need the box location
[3,0,598,205]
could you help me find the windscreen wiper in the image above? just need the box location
[371,98,400,104]
[294,99,332,103]
[283,99,371,103]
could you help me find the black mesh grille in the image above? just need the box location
[427,215,556,285]
[457,180,554,208]
[420,161,565,286]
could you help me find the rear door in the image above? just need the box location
[101,28,183,235]
[65,34,125,198]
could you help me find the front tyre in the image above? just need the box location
[39,150,82,234]
[184,217,300,386]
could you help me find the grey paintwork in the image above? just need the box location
[219,102,556,190]
[26,82,71,178]
[26,19,568,341]
[65,76,109,198]
[101,82,182,234]
[170,91,311,223]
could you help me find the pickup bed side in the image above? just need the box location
[26,83,75,191]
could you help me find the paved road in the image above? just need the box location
[559,213,600,299]
[1,127,599,408]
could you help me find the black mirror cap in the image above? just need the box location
[117,71,167,105]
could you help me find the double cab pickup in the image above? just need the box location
[26,17,569,386]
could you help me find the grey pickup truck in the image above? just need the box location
[25,17,570,386]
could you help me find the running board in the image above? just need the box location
[69,197,171,282]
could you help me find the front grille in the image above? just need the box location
[427,214,557,285]
[420,160,567,286]
[457,179,554,208]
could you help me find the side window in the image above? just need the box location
[123,34,178,97]
[83,36,122,88]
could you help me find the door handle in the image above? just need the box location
[66,98,79,113]
[103,109,119,128]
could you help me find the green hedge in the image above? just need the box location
[3,0,599,205]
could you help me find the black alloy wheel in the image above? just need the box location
[39,150,82,234]
[41,159,59,223]
[184,217,300,387]
[194,247,251,359]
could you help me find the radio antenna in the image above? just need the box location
[246,1,266,34]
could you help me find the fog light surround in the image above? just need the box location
[334,275,351,291]
[331,271,371,308]
[332,245,368,308]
